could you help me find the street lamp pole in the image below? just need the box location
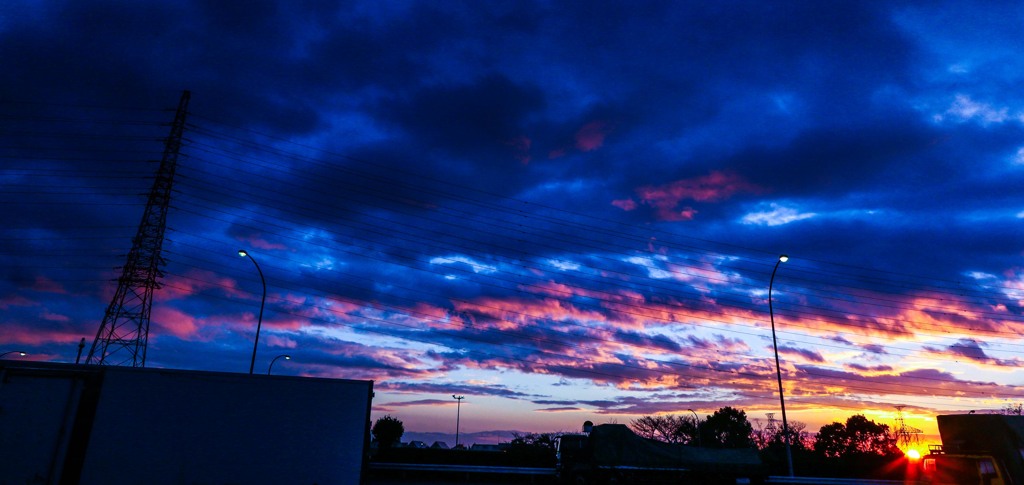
[238,249,267,375]
[75,338,85,364]
[0,351,27,359]
[769,254,794,477]
[453,395,465,448]
[687,408,702,447]
[268,354,291,375]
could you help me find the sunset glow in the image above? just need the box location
[3,1,1024,446]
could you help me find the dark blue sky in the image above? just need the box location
[2,1,1024,443]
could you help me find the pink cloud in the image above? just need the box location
[40,310,70,322]
[159,269,244,300]
[234,232,289,251]
[611,198,637,211]
[151,306,203,339]
[31,276,67,294]
[1,321,87,346]
[506,135,532,164]
[548,147,567,159]
[676,206,698,221]
[264,335,298,349]
[575,121,612,152]
[0,294,36,309]
[635,171,760,221]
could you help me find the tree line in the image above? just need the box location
[629,406,905,479]
[371,407,908,479]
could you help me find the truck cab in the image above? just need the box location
[556,423,764,484]
[921,445,1007,485]
[922,413,1024,485]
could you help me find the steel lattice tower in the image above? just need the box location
[893,405,922,448]
[86,90,190,367]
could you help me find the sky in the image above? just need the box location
[2,1,1024,447]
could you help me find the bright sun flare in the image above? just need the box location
[905,449,921,460]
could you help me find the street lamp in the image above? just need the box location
[453,395,465,448]
[267,354,291,375]
[238,249,267,375]
[769,254,794,477]
[687,409,702,447]
[0,350,27,359]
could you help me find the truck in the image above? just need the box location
[920,414,1024,485]
[0,360,373,485]
[557,423,766,484]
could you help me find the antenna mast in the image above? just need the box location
[86,90,190,367]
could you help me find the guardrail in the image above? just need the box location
[369,464,921,484]
[767,477,920,485]
[368,462,558,475]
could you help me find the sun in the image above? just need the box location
[905,449,922,460]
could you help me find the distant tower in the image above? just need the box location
[765,412,778,434]
[894,405,922,448]
[86,91,190,367]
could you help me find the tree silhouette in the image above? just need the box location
[510,432,560,451]
[811,414,903,479]
[629,414,702,444]
[372,415,405,449]
[701,406,753,448]
[813,414,900,458]
[630,415,685,443]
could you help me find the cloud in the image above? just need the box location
[778,345,825,363]
[634,171,760,221]
[935,94,1014,125]
[611,198,638,211]
[740,203,816,226]
[922,339,1024,368]
[30,277,67,294]
[377,74,545,161]
[429,255,497,274]
[575,120,613,152]
[846,363,894,373]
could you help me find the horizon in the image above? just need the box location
[3,1,1024,451]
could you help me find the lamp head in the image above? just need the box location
[238,249,248,257]
[284,355,291,360]
[778,254,789,263]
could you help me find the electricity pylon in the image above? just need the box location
[86,91,190,367]
[894,405,922,448]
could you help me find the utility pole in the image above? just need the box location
[453,395,465,448]
[86,90,190,367]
